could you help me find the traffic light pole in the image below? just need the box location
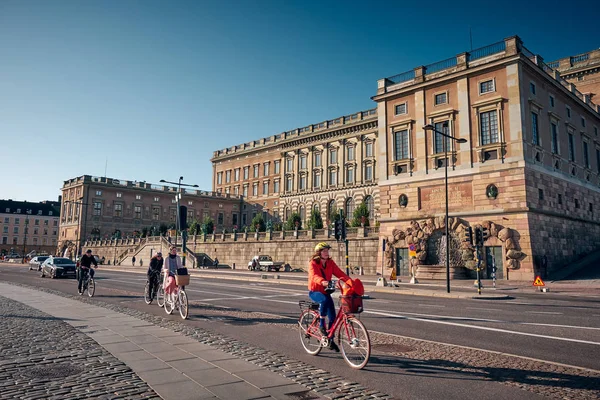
[345,238,349,276]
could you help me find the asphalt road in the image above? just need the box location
[2,264,599,399]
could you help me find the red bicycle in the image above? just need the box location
[298,280,371,369]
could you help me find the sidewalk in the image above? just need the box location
[0,282,323,400]
[96,264,600,299]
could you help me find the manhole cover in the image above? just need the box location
[285,390,319,400]
[372,344,414,353]
[20,362,84,379]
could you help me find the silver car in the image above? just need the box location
[29,256,50,271]
[40,257,77,279]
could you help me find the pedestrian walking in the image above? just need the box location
[132,256,136,267]
[213,257,219,269]
[139,258,143,267]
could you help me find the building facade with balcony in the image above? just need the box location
[547,48,600,104]
[373,36,600,280]
[58,175,242,257]
[0,199,60,256]
[211,109,380,229]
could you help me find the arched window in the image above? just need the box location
[364,196,373,219]
[328,200,336,221]
[299,205,306,223]
[285,207,291,221]
[345,198,355,220]
[312,203,320,212]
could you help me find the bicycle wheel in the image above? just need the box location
[87,279,95,298]
[178,289,189,320]
[338,316,370,370]
[157,285,165,307]
[144,282,152,304]
[164,292,174,315]
[298,311,322,356]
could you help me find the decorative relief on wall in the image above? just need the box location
[418,183,473,210]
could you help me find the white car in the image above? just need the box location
[29,256,50,271]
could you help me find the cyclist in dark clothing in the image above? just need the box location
[147,252,163,299]
[78,249,98,294]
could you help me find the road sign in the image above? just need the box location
[408,244,416,258]
[533,276,545,287]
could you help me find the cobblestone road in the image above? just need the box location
[0,295,160,400]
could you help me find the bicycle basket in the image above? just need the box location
[340,295,363,314]
[298,300,320,311]
[175,275,190,286]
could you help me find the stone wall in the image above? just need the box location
[85,230,380,273]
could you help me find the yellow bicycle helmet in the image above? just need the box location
[314,242,331,252]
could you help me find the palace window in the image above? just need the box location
[531,112,539,146]
[434,121,451,153]
[480,110,499,145]
[394,129,409,160]
[434,92,447,105]
[114,203,123,217]
[93,202,102,216]
[479,79,495,94]
[551,123,559,154]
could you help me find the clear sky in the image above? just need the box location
[1,0,597,202]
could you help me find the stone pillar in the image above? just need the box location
[308,229,314,239]
[357,226,367,238]
[414,89,427,173]
[456,52,468,71]
[414,66,426,83]
[376,78,390,96]
[266,231,272,241]
[375,100,388,182]
[456,77,471,166]
[504,35,521,56]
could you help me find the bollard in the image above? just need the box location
[232,263,235,270]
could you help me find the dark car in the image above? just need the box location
[29,256,50,271]
[40,257,77,279]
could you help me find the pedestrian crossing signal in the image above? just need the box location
[532,276,545,287]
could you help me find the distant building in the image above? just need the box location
[547,47,600,104]
[0,199,61,256]
[58,175,242,257]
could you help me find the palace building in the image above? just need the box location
[212,35,600,280]
[58,175,241,257]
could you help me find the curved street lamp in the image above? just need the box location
[423,123,467,293]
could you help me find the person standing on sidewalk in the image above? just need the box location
[132,256,136,267]
[78,250,98,295]
[163,246,182,304]
[307,242,350,352]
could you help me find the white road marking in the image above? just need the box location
[526,311,563,315]
[466,307,500,311]
[418,304,446,308]
[366,309,600,346]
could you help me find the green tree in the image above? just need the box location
[284,212,302,230]
[307,209,323,229]
[188,219,202,235]
[158,224,168,236]
[201,216,214,234]
[329,207,340,226]
[251,214,266,232]
[141,227,149,237]
[351,201,370,227]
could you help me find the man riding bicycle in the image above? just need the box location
[78,249,98,295]
[307,242,350,352]
[147,252,163,300]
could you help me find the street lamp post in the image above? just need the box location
[159,177,199,267]
[423,123,468,293]
[21,213,30,264]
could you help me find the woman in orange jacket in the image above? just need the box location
[308,242,350,352]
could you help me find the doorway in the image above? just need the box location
[396,248,409,277]
[485,246,503,279]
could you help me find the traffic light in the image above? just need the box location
[341,218,347,240]
[179,205,188,230]
[334,220,342,241]
[481,227,490,242]
[475,227,483,246]
[464,226,473,245]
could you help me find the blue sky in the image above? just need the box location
[1,0,598,202]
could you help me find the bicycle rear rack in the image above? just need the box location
[298,300,320,311]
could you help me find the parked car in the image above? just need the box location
[40,257,77,279]
[248,255,284,272]
[29,256,50,271]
